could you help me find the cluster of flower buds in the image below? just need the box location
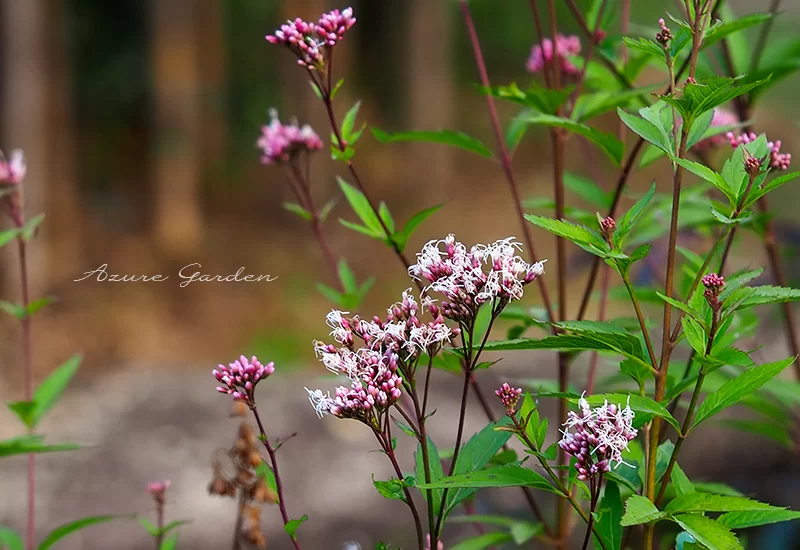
[599,216,616,241]
[213,355,276,406]
[693,109,739,150]
[702,273,725,310]
[257,109,323,165]
[558,395,637,481]
[656,18,672,46]
[409,235,545,323]
[495,383,523,415]
[744,154,762,177]
[146,480,170,505]
[266,7,355,70]
[727,131,792,170]
[527,34,582,75]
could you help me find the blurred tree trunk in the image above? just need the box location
[198,0,227,193]
[0,0,51,296]
[407,0,454,185]
[46,0,85,283]
[150,0,202,254]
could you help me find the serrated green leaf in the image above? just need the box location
[525,215,607,250]
[371,128,493,158]
[672,513,743,550]
[682,316,708,355]
[516,113,624,165]
[594,480,623,550]
[724,285,800,312]
[449,532,514,550]
[671,463,695,497]
[564,172,612,208]
[744,170,800,208]
[620,495,665,526]
[618,109,672,153]
[675,158,735,203]
[480,82,571,115]
[666,494,780,514]
[622,37,666,61]
[718,509,800,529]
[694,358,795,428]
[417,465,562,495]
[416,437,444,516]
[702,13,773,49]
[615,182,656,246]
[38,515,121,550]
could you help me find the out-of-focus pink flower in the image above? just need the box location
[213,355,275,406]
[0,149,26,186]
[727,131,792,170]
[527,34,582,75]
[317,8,356,46]
[257,110,323,165]
[146,480,170,504]
[266,7,356,69]
[693,109,739,151]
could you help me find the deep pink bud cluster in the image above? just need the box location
[599,216,616,238]
[257,110,323,164]
[409,235,546,323]
[656,18,672,45]
[702,273,725,308]
[527,34,582,75]
[727,131,792,170]
[213,355,275,405]
[265,7,356,69]
[558,395,637,481]
[0,149,26,186]
[495,383,523,414]
[744,155,762,176]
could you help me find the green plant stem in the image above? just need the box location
[250,406,303,550]
[458,0,557,326]
[621,271,660,370]
[655,306,720,505]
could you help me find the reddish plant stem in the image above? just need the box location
[154,499,165,550]
[527,0,553,88]
[230,493,245,550]
[250,406,303,550]
[458,0,557,327]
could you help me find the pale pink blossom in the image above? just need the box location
[527,34,582,75]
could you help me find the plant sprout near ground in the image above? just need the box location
[3,1,800,550]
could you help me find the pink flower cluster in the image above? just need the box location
[213,355,275,406]
[146,480,170,504]
[257,110,323,165]
[307,289,456,423]
[0,149,26,186]
[266,7,355,69]
[702,273,725,308]
[558,395,636,481]
[409,235,545,322]
[526,34,582,75]
[495,383,523,413]
[693,109,739,150]
[727,131,791,170]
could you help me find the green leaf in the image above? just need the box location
[416,437,444,516]
[337,177,385,237]
[449,532,514,550]
[38,515,120,550]
[682,316,708,356]
[573,86,659,123]
[373,477,408,501]
[137,517,159,537]
[702,13,773,49]
[28,354,83,429]
[525,215,607,250]
[0,526,23,550]
[661,77,768,124]
[22,214,45,241]
[724,285,800,312]
[0,228,21,249]
[447,417,514,513]
[564,172,612,209]
[0,434,81,458]
[284,515,308,539]
[594,481,623,550]
[371,128,493,159]
[666,494,781,514]
[282,202,312,221]
[674,158,734,203]
[159,533,178,550]
[618,109,672,153]
[378,202,395,233]
[341,101,361,142]
[516,113,624,165]
[25,297,55,317]
[671,462,695,497]
[620,495,665,526]
[255,460,279,504]
[694,358,796,428]
[480,82,571,115]
[744,170,800,208]
[718,509,800,529]
[0,301,26,320]
[685,109,715,150]
[417,465,562,495]
[394,204,443,252]
[581,394,680,432]
[615,182,656,246]
[337,259,358,294]
[449,515,542,544]
[622,37,666,61]
[672,514,743,550]
[721,418,792,447]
